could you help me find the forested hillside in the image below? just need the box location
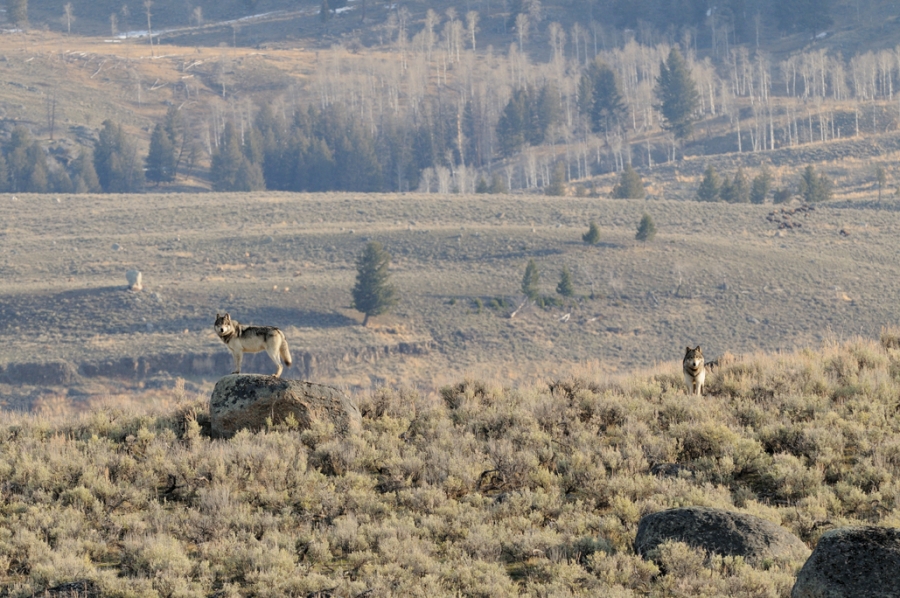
[2,0,900,195]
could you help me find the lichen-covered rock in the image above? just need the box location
[634,506,809,567]
[792,526,900,598]
[210,374,361,438]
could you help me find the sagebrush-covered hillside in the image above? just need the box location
[2,333,900,596]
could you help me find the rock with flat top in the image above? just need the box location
[210,374,360,438]
[634,506,809,567]
[791,526,900,598]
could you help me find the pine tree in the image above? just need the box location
[696,165,721,202]
[352,242,398,326]
[496,89,527,157]
[9,0,28,28]
[582,220,601,245]
[146,123,176,184]
[721,167,749,203]
[489,173,508,194]
[0,153,9,192]
[654,48,700,141]
[546,161,566,196]
[579,59,626,134]
[876,165,887,202]
[636,213,656,242]
[611,164,645,199]
[556,267,574,297]
[72,148,101,193]
[94,120,144,192]
[798,165,832,203]
[210,122,245,191]
[750,167,772,204]
[522,259,541,300]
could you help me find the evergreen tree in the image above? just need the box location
[750,166,772,204]
[6,126,34,192]
[798,165,832,203]
[496,89,527,157]
[234,158,265,191]
[546,161,566,196]
[72,148,101,193]
[352,242,398,326]
[489,173,508,194]
[530,85,560,145]
[49,167,73,194]
[636,213,657,242]
[721,167,749,203]
[876,165,887,202]
[0,153,8,192]
[475,175,489,193]
[611,164,645,199]
[696,165,721,202]
[163,105,185,177]
[773,0,832,35]
[210,122,245,191]
[94,120,144,192]
[9,0,28,27]
[654,48,700,141]
[521,259,541,300]
[146,123,176,184]
[556,267,574,297]
[25,142,49,192]
[579,59,626,134]
[582,220,601,245]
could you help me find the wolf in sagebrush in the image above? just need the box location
[683,346,706,396]
[214,313,292,378]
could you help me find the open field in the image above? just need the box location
[2,189,900,407]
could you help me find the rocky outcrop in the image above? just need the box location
[634,506,809,567]
[4,360,78,385]
[209,374,361,438]
[791,526,900,598]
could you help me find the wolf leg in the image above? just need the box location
[266,344,283,378]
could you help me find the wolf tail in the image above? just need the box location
[280,334,293,367]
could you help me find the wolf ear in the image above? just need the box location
[225,313,230,319]
[685,346,692,353]
[695,345,701,351]
[216,312,220,318]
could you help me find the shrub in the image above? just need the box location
[635,213,656,242]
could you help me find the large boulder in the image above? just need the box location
[634,506,809,567]
[791,526,900,598]
[210,374,361,438]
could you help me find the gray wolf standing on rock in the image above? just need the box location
[683,346,706,396]
[214,313,292,378]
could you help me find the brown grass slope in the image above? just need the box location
[1,334,900,596]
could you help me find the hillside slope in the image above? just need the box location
[1,335,898,596]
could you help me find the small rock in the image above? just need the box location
[112,243,121,251]
[126,269,142,291]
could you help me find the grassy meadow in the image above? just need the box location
[2,333,900,596]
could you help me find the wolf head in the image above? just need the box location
[214,313,235,337]
[684,345,703,366]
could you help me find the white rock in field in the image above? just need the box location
[126,269,143,291]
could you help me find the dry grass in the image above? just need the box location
[1,335,899,596]
[4,190,900,404]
